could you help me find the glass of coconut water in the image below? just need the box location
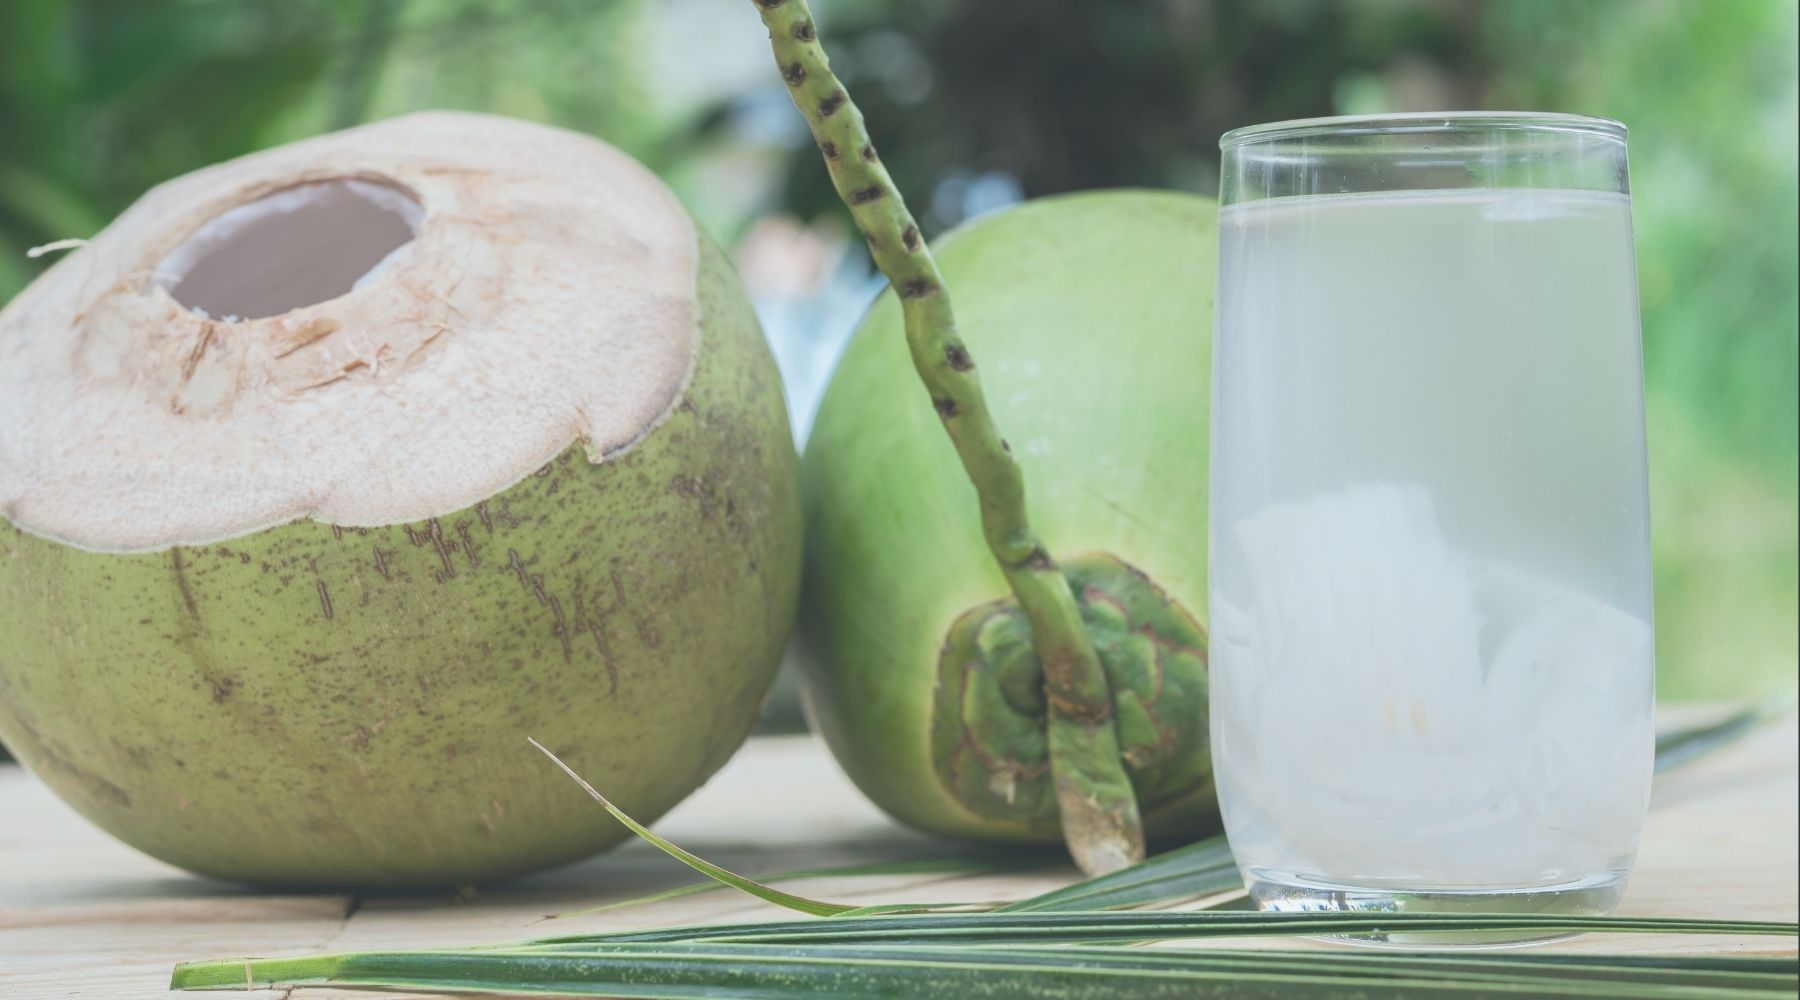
[1208,113,1653,940]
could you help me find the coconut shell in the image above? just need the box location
[0,113,801,886]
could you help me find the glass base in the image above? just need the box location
[1245,868,1630,948]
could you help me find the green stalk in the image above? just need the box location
[749,0,1144,876]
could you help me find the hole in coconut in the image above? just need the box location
[158,178,422,322]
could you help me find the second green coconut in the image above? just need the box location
[799,190,1220,848]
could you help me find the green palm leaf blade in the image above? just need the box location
[999,833,1238,912]
[520,701,1779,930]
[1653,697,1794,774]
[545,856,1026,922]
[532,910,1795,948]
[171,941,1799,998]
[514,704,1790,924]
[526,738,856,917]
[169,705,1793,997]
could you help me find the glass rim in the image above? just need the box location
[1219,111,1627,149]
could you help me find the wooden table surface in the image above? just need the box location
[2,711,1795,999]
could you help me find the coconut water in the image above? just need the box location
[1209,188,1654,902]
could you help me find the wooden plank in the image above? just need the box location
[2,711,1793,999]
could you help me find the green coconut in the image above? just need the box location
[0,112,801,887]
[798,190,1218,847]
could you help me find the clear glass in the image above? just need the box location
[1208,113,1654,943]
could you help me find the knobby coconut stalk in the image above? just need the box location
[750,0,1144,875]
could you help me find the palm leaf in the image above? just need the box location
[524,701,1788,925]
[526,737,856,917]
[528,702,1785,928]
[999,833,1238,912]
[544,856,1027,922]
[534,909,1794,948]
[172,936,1799,998]
[170,716,1795,997]
[1653,696,1795,774]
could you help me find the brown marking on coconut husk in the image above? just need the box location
[403,519,456,582]
[168,320,244,417]
[506,547,574,663]
[170,548,201,621]
[668,473,720,520]
[506,548,532,591]
[178,322,218,379]
[456,521,480,569]
[546,593,571,663]
[273,317,339,359]
[584,569,631,693]
[582,610,619,695]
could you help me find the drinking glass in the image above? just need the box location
[1208,113,1654,935]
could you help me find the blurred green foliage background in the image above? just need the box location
[0,0,1793,701]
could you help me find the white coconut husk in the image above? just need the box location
[1,112,698,551]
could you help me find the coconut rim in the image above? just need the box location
[0,112,705,554]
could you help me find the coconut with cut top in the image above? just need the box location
[0,112,801,886]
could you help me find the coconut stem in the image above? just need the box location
[750,0,1144,875]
